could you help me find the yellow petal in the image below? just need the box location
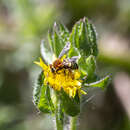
[80,90,87,95]
[34,58,48,70]
[74,70,81,79]
[34,61,41,67]
[39,58,48,70]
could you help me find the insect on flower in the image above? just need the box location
[49,42,79,73]
[34,42,86,98]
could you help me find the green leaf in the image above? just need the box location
[33,71,54,113]
[78,21,91,57]
[78,57,88,75]
[41,40,54,64]
[61,91,80,117]
[53,29,64,57]
[69,21,81,58]
[68,46,80,57]
[38,85,54,113]
[85,55,96,78]
[78,55,96,77]
[69,17,98,58]
[69,20,82,47]
[48,22,69,58]
[33,71,44,106]
[69,18,98,77]
[85,18,98,56]
[59,23,69,41]
[48,31,54,53]
[84,75,111,89]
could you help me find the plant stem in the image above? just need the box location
[70,116,77,130]
[54,92,64,130]
[55,111,63,130]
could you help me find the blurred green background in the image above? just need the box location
[0,0,130,130]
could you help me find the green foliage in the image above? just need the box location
[69,17,98,57]
[61,91,80,117]
[58,23,70,42]
[48,23,70,58]
[84,55,96,80]
[78,55,96,78]
[68,46,80,57]
[41,40,54,64]
[34,17,111,119]
[38,85,54,113]
[53,29,63,57]
[33,71,54,113]
[47,17,98,78]
[47,17,98,61]
[33,71,44,106]
[84,75,111,89]
[85,19,98,56]
[68,18,98,77]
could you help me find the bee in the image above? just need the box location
[62,57,78,70]
[49,42,79,73]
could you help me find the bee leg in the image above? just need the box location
[56,70,59,74]
[63,69,66,75]
[68,68,74,79]
[68,68,72,73]
[56,69,61,74]
[51,68,55,73]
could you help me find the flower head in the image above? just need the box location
[34,57,86,98]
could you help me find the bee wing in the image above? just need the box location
[68,56,80,62]
[58,42,71,59]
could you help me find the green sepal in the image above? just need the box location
[33,71,54,113]
[84,75,111,89]
[48,22,69,58]
[61,90,80,117]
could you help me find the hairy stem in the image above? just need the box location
[54,92,64,130]
[55,111,64,130]
[70,116,77,130]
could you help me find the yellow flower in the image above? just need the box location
[34,58,86,98]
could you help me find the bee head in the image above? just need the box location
[53,59,63,69]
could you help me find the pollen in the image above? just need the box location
[34,58,86,98]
